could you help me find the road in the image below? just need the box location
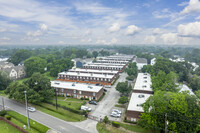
[89,72,129,121]
[0,96,89,133]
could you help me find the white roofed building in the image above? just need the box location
[51,81,104,100]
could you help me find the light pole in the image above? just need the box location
[24,91,30,130]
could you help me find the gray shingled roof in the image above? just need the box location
[136,58,147,64]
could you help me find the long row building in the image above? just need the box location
[126,73,153,122]
[52,55,134,100]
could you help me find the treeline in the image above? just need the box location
[138,57,200,132]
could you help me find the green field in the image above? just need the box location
[7,111,49,133]
[48,97,86,110]
[0,120,21,133]
[35,103,86,122]
[97,122,129,133]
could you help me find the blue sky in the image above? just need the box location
[0,0,200,45]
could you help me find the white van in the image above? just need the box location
[81,105,92,112]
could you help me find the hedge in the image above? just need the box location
[0,110,6,116]
[5,115,11,120]
[43,101,87,115]
[112,121,120,128]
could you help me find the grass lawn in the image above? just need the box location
[119,122,155,133]
[34,103,86,122]
[7,111,49,133]
[0,120,21,133]
[16,78,29,84]
[114,104,126,108]
[49,97,86,110]
[43,72,56,81]
[97,122,129,133]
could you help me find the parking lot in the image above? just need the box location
[86,72,129,122]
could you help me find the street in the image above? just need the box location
[0,96,89,133]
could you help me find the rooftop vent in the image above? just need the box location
[55,82,60,85]
[138,95,145,98]
[72,83,75,86]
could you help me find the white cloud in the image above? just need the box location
[40,24,48,31]
[27,30,42,37]
[108,23,120,32]
[58,41,65,44]
[126,25,140,35]
[110,38,118,44]
[0,28,6,32]
[178,1,189,6]
[1,37,10,41]
[181,0,200,14]
[96,39,107,44]
[195,16,200,20]
[144,36,156,44]
[153,28,163,35]
[178,21,200,37]
[161,33,178,44]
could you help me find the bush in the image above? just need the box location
[103,116,109,124]
[0,110,6,116]
[126,75,135,81]
[118,96,129,104]
[112,121,120,128]
[5,115,11,120]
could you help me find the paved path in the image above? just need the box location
[0,96,89,133]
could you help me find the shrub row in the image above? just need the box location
[0,110,6,116]
[112,121,120,128]
[5,115,11,120]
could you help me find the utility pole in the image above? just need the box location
[2,97,5,110]
[24,91,30,130]
[165,113,168,133]
[55,89,58,110]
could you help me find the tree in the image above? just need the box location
[8,49,32,65]
[189,75,200,92]
[116,81,132,95]
[103,116,109,124]
[49,58,74,77]
[24,56,47,77]
[0,71,12,90]
[138,91,200,133]
[125,62,138,76]
[151,71,179,92]
[5,73,54,104]
[118,96,128,104]
[141,65,152,73]
[92,51,98,58]
[24,73,54,102]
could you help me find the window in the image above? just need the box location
[93,92,96,96]
[79,91,82,94]
[61,89,64,92]
[74,90,76,93]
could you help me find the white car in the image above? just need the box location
[81,105,92,112]
[113,109,122,114]
[110,112,121,118]
[28,107,36,112]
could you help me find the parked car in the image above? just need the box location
[28,107,36,112]
[113,109,122,114]
[81,105,92,112]
[110,112,121,118]
[89,101,98,105]
[104,89,107,92]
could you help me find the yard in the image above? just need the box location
[0,120,21,133]
[7,111,49,133]
[48,96,86,110]
[34,102,86,122]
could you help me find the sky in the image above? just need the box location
[0,0,200,45]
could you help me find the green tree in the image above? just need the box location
[116,81,132,95]
[24,56,47,77]
[151,71,178,92]
[118,96,128,104]
[92,51,98,58]
[0,71,12,90]
[24,73,54,103]
[138,91,200,133]
[8,49,32,65]
[189,75,200,92]
[125,62,138,76]
[141,65,152,73]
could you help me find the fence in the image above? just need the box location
[87,115,103,122]
[0,116,28,133]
